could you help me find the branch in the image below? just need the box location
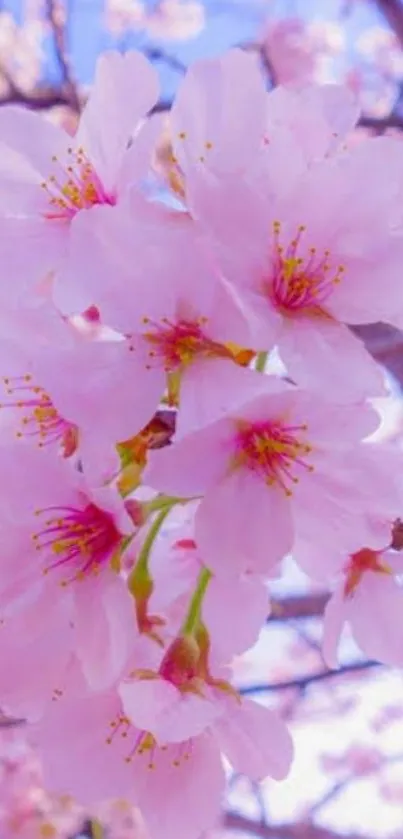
[224,813,366,839]
[239,660,380,695]
[373,0,403,49]
[0,83,74,109]
[45,0,80,112]
[358,112,403,132]
[269,593,329,621]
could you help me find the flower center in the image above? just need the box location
[106,714,193,769]
[234,419,313,495]
[0,375,78,457]
[343,548,392,598]
[32,501,122,584]
[41,147,116,221]
[140,317,232,371]
[266,221,345,317]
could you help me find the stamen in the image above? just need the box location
[106,715,194,771]
[141,317,231,371]
[266,221,345,317]
[31,502,122,584]
[41,147,116,221]
[0,375,78,456]
[235,419,313,496]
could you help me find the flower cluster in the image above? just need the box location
[0,47,403,839]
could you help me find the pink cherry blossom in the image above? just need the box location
[0,443,136,694]
[0,50,159,305]
[53,204,255,438]
[34,643,292,839]
[184,131,403,400]
[170,51,359,217]
[170,49,269,181]
[263,82,359,165]
[262,18,316,86]
[0,299,158,481]
[323,547,403,668]
[169,50,310,215]
[144,374,403,577]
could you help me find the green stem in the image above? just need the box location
[145,494,188,514]
[181,567,212,636]
[128,506,172,595]
[255,351,268,373]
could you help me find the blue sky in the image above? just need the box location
[1,0,393,100]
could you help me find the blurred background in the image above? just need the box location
[1,1,403,837]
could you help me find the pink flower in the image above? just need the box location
[144,375,400,577]
[0,584,77,721]
[0,296,157,481]
[170,49,269,183]
[170,51,358,215]
[0,336,79,459]
[323,547,403,668]
[33,640,293,839]
[54,205,254,438]
[263,83,359,166]
[0,50,159,305]
[184,131,403,400]
[263,18,316,86]
[0,444,136,694]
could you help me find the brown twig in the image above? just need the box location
[239,660,379,696]
[372,0,403,49]
[44,0,81,112]
[269,593,329,621]
[224,812,367,839]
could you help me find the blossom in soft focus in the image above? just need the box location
[262,17,345,87]
[145,0,205,41]
[263,18,316,86]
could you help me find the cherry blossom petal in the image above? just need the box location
[214,697,294,781]
[144,419,233,496]
[119,678,220,742]
[74,574,135,690]
[279,318,386,402]
[34,693,134,803]
[172,49,268,176]
[0,105,68,176]
[204,573,270,660]
[351,573,403,667]
[77,51,159,191]
[196,470,293,577]
[322,588,346,669]
[131,734,225,839]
